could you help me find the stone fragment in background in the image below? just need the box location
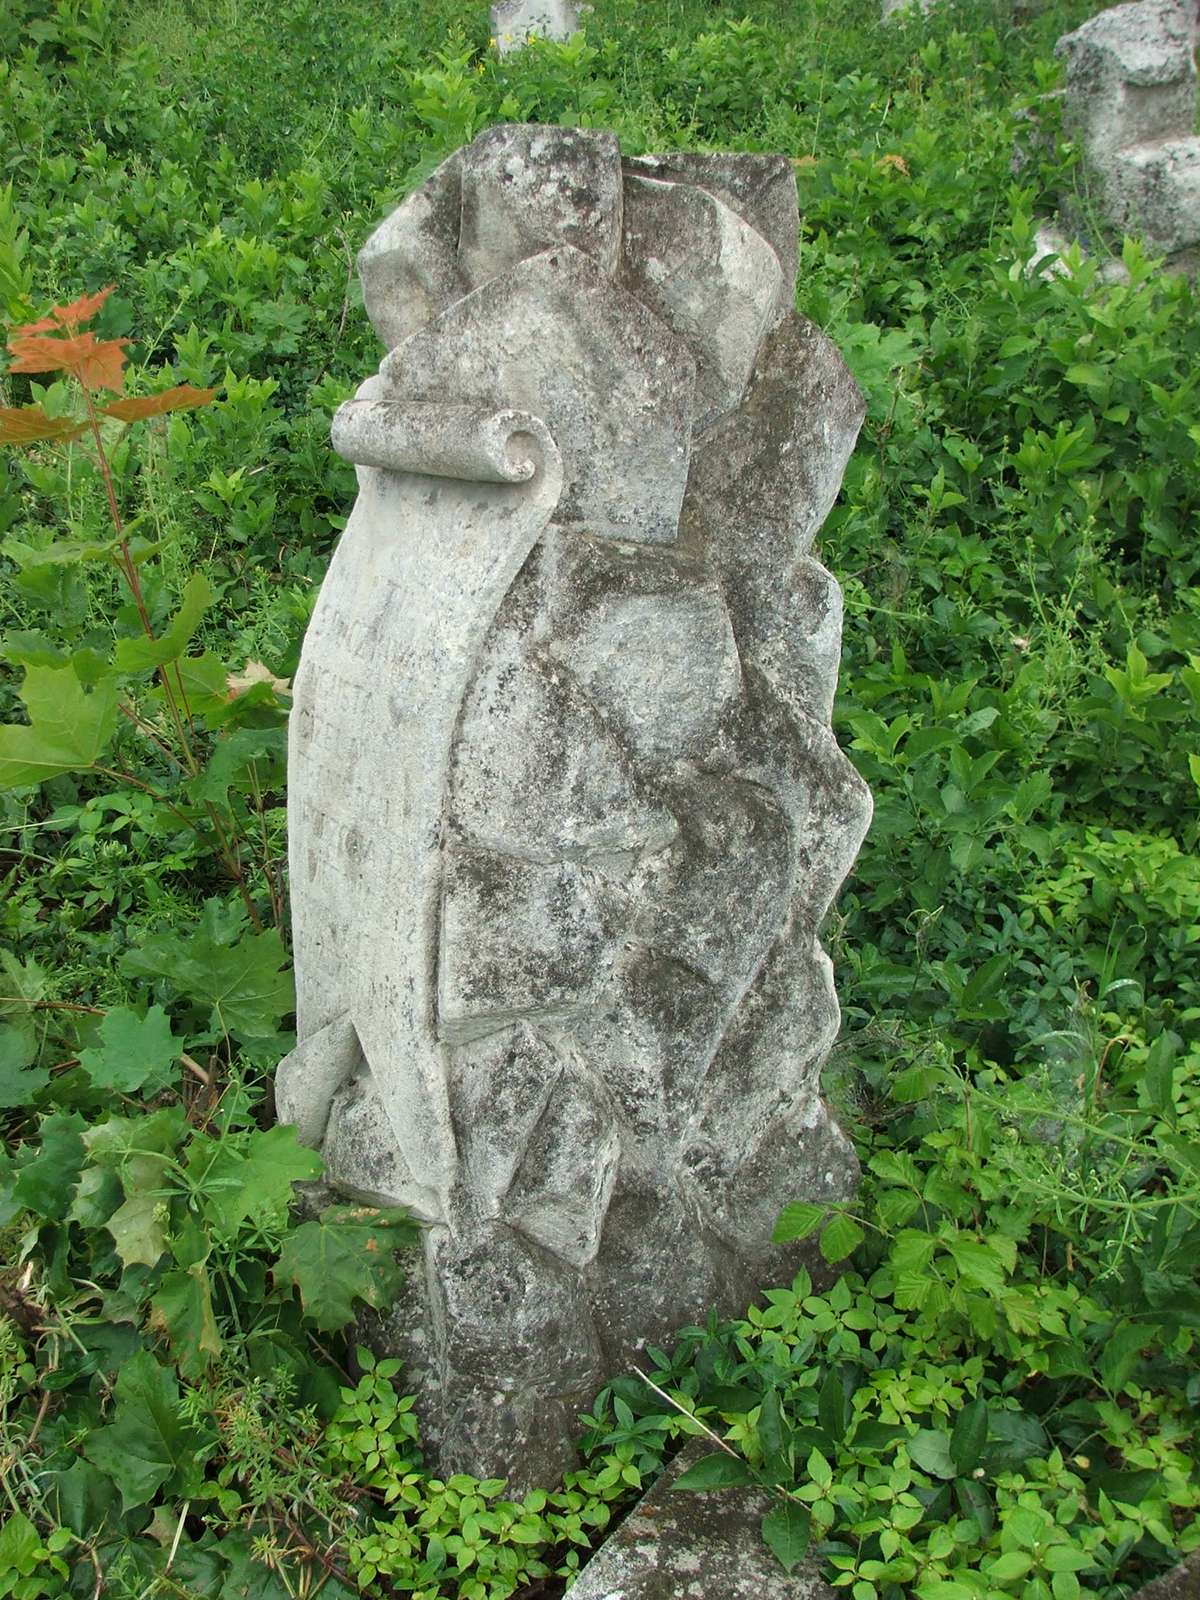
[490,0,581,55]
[277,123,870,1489]
[1056,0,1200,255]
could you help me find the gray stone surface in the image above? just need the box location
[568,1441,837,1599]
[491,0,580,55]
[1056,0,1200,254]
[1127,1551,1200,1600]
[276,124,869,1490]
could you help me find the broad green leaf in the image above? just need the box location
[761,1502,811,1572]
[817,1369,848,1442]
[819,1211,864,1264]
[171,650,234,725]
[114,572,213,672]
[78,1005,178,1094]
[274,1204,417,1331]
[958,952,1010,1016]
[1141,1032,1178,1119]
[106,1154,172,1268]
[67,1164,123,1228]
[11,1112,86,1220]
[1042,1547,1096,1573]
[984,1553,1034,1582]
[215,1534,296,1600]
[805,1447,832,1488]
[955,1475,994,1539]
[82,1349,208,1510]
[48,1460,119,1539]
[188,1123,321,1238]
[0,1512,41,1584]
[3,533,120,566]
[122,899,294,1038]
[772,1201,824,1243]
[982,1408,1049,1472]
[1063,362,1110,392]
[0,1024,48,1108]
[191,725,287,804]
[83,1105,188,1166]
[149,1265,221,1377]
[891,1229,938,1273]
[672,1452,755,1490]
[908,1429,957,1479]
[1098,1321,1146,1394]
[950,1398,988,1474]
[1004,770,1052,823]
[756,1388,788,1474]
[0,949,47,1007]
[0,664,118,789]
[943,1236,1008,1294]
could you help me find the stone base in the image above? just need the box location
[1128,1551,1200,1600]
[568,1440,837,1599]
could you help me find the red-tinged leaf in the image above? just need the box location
[101,385,217,422]
[0,404,88,445]
[7,330,98,374]
[76,337,130,392]
[51,284,116,330]
[7,329,129,390]
[13,285,115,337]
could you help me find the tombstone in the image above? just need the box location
[1055,0,1200,258]
[276,123,870,1490]
[491,0,581,55]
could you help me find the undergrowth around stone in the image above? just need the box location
[0,0,1197,1595]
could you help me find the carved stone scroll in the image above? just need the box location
[277,124,871,1489]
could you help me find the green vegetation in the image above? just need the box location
[0,0,1197,1594]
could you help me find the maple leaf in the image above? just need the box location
[7,330,99,373]
[121,899,295,1039]
[101,384,217,421]
[7,328,130,391]
[0,665,119,790]
[274,1205,418,1331]
[226,659,291,698]
[76,336,130,392]
[78,1005,179,1095]
[18,284,115,335]
[0,404,87,446]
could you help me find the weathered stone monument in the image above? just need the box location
[276,124,870,1488]
[1056,0,1200,260]
[490,0,580,55]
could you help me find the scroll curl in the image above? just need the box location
[331,400,552,484]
